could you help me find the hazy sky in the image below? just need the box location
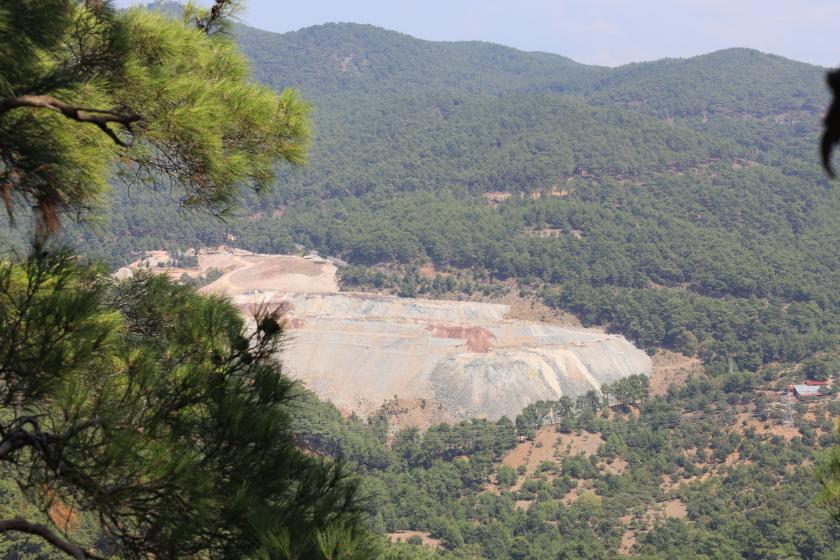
[117,0,840,67]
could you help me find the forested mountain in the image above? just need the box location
[587,48,825,118]
[4,5,840,559]
[75,19,837,373]
[235,22,602,97]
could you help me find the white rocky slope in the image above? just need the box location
[124,250,651,421]
[277,292,651,420]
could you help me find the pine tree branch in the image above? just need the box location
[0,517,103,559]
[197,0,233,34]
[0,430,35,461]
[823,69,840,178]
[0,95,140,147]
[0,417,46,462]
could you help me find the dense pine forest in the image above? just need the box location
[3,2,840,558]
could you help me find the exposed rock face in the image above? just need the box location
[277,292,651,420]
[125,250,651,421]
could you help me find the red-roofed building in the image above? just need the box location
[804,379,829,386]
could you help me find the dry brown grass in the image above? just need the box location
[649,350,703,396]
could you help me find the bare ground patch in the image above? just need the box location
[515,499,533,511]
[598,457,628,475]
[730,411,801,441]
[418,263,437,279]
[376,397,457,433]
[498,293,582,327]
[125,249,339,296]
[388,531,441,549]
[562,481,596,504]
[660,470,714,493]
[48,498,80,532]
[649,350,703,396]
[619,499,688,556]
[501,427,604,485]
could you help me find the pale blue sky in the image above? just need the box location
[118,0,840,67]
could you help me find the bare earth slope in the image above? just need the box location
[127,249,651,420]
[279,292,651,419]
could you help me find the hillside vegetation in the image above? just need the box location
[293,368,840,559]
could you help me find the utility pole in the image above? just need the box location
[784,387,794,427]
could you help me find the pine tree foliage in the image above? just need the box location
[0,252,373,559]
[0,0,310,229]
[0,2,371,558]
[818,446,840,524]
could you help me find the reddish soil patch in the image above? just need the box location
[528,227,564,239]
[126,249,338,295]
[482,481,501,495]
[724,451,745,466]
[562,486,580,504]
[649,350,703,396]
[787,459,814,474]
[232,259,322,285]
[418,263,437,279]
[502,427,560,475]
[556,431,602,457]
[428,325,495,353]
[562,481,596,504]
[619,529,637,556]
[620,499,687,555]
[661,499,688,519]
[640,499,689,523]
[388,531,441,549]
[660,470,714,492]
[48,497,79,532]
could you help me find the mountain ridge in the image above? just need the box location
[231,20,827,133]
[236,20,823,71]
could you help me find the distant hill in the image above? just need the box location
[235,22,825,116]
[587,48,825,118]
[235,22,604,98]
[225,23,826,197]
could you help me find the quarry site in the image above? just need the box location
[119,248,652,422]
